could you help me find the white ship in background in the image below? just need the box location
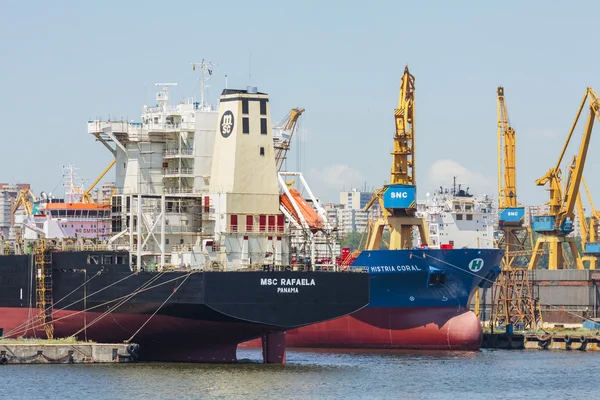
[415,177,497,249]
[13,164,111,241]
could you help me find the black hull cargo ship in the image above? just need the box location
[0,250,369,363]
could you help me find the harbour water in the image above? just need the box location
[1,348,596,399]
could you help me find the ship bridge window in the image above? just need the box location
[116,255,126,264]
[89,210,97,218]
[242,99,249,114]
[466,214,473,221]
[243,117,250,134]
[67,210,75,217]
[59,210,66,217]
[260,118,267,134]
[103,254,114,265]
[87,255,100,265]
[260,100,267,115]
[51,211,58,217]
[456,214,463,220]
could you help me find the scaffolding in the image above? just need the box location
[110,194,206,270]
[491,265,542,330]
[34,239,54,339]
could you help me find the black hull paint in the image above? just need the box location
[0,251,369,362]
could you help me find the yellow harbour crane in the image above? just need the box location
[575,174,600,269]
[82,159,116,203]
[11,188,37,216]
[495,86,531,264]
[529,87,600,270]
[273,108,305,172]
[363,66,428,250]
[491,86,540,329]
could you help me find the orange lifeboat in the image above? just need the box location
[280,188,323,232]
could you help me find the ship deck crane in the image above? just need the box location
[82,159,116,203]
[363,66,427,250]
[529,87,600,270]
[273,108,305,172]
[490,86,540,330]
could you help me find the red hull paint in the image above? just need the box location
[0,308,270,363]
[240,307,482,351]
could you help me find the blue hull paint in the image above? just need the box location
[350,248,504,309]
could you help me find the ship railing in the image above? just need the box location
[163,187,200,195]
[131,245,149,252]
[146,122,196,132]
[171,244,195,252]
[59,242,111,252]
[237,264,353,273]
[163,167,194,176]
[164,225,202,234]
[225,225,287,234]
[163,149,194,157]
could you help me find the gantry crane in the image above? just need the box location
[575,174,600,269]
[273,108,305,172]
[529,87,600,270]
[363,66,428,250]
[491,86,540,330]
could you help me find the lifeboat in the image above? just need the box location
[280,188,323,232]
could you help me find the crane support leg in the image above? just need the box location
[529,236,584,270]
[366,218,386,250]
[387,216,428,249]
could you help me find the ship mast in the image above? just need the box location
[63,164,85,203]
[191,59,218,111]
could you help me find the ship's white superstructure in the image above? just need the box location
[415,178,497,249]
[86,62,334,271]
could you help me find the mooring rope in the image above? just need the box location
[125,271,195,343]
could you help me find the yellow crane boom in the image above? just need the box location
[529,87,600,270]
[83,159,116,203]
[497,87,518,209]
[273,108,305,172]
[390,65,416,186]
[363,66,427,250]
[11,189,36,215]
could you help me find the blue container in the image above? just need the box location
[499,207,525,224]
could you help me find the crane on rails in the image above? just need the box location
[490,86,541,330]
[528,87,600,270]
[574,174,600,269]
[363,65,428,250]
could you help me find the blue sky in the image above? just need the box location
[2,0,600,209]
